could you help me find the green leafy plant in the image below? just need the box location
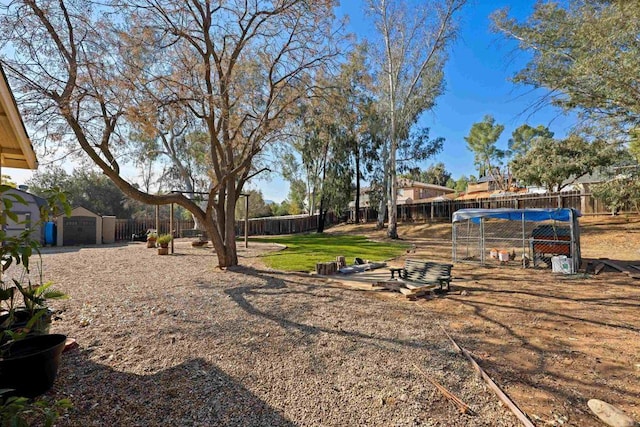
[0,186,70,342]
[0,389,72,427]
[156,234,173,246]
[146,232,158,241]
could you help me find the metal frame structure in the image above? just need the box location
[452,208,581,271]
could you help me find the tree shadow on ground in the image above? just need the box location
[51,348,295,427]
[223,265,441,353]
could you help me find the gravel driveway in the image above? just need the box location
[7,240,518,426]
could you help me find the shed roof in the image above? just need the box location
[452,208,581,223]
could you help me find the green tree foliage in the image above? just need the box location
[423,163,451,187]
[492,2,640,131]
[464,115,510,190]
[453,175,470,193]
[366,0,465,238]
[403,162,451,186]
[286,180,307,215]
[510,135,620,192]
[27,167,134,218]
[271,200,293,217]
[508,124,554,159]
[629,128,640,162]
[234,189,271,219]
[592,172,640,214]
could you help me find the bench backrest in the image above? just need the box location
[404,259,452,283]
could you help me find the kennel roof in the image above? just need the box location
[452,208,581,223]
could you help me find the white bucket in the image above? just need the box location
[552,256,574,274]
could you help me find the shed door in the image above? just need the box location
[63,216,96,245]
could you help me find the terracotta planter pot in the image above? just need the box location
[147,240,156,248]
[158,247,169,255]
[0,334,67,398]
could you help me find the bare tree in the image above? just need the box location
[365,0,465,238]
[0,0,340,267]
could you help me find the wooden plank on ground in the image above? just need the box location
[405,282,437,291]
[600,260,626,273]
[439,324,535,427]
[375,281,403,291]
[601,260,640,279]
[594,263,606,275]
[413,363,473,415]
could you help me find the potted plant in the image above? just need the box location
[0,186,71,398]
[0,279,68,339]
[157,234,172,255]
[146,231,158,248]
[0,333,68,398]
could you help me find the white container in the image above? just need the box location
[551,255,574,274]
[498,251,510,262]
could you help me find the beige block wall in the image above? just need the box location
[102,216,116,244]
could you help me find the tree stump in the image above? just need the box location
[316,261,337,275]
[336,256,346,269]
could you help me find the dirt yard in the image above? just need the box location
[331,215,640,426]
[7,215,640,426]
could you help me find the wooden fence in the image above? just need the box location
[115,212,336,242]
[354,191,631,223]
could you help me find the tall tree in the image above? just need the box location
[333,45,374,224]
[464,115,511,190]
[366,0,465,238]
[492,2,640,133]
[510,134,620,192]
[0,0,339,267]
[508,124,554,160]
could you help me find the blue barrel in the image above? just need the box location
[44,222,56,245]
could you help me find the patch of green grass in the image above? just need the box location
[250,233,410,272]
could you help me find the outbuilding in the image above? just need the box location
[56,206,103,246]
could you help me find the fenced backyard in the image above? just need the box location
[355,190,627,223]
[114,212,336,241]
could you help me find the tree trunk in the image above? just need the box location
[376,198,386,230]
[223,179,239,266]
[354,146,361,223]
[387,141,398,239]
[317,207,326,233]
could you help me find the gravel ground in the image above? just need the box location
[5,239,519,426]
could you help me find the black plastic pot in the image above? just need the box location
[0,333,67,398]
[0,309,52,332]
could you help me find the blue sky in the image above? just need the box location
[252,0,577,202]
[7,1,576,202]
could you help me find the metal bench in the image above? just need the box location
[181,229,207,239]
[390,259,453,291]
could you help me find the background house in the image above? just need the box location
[349,179,455,222]
[2,186,47,243]
[396,178,455,204]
